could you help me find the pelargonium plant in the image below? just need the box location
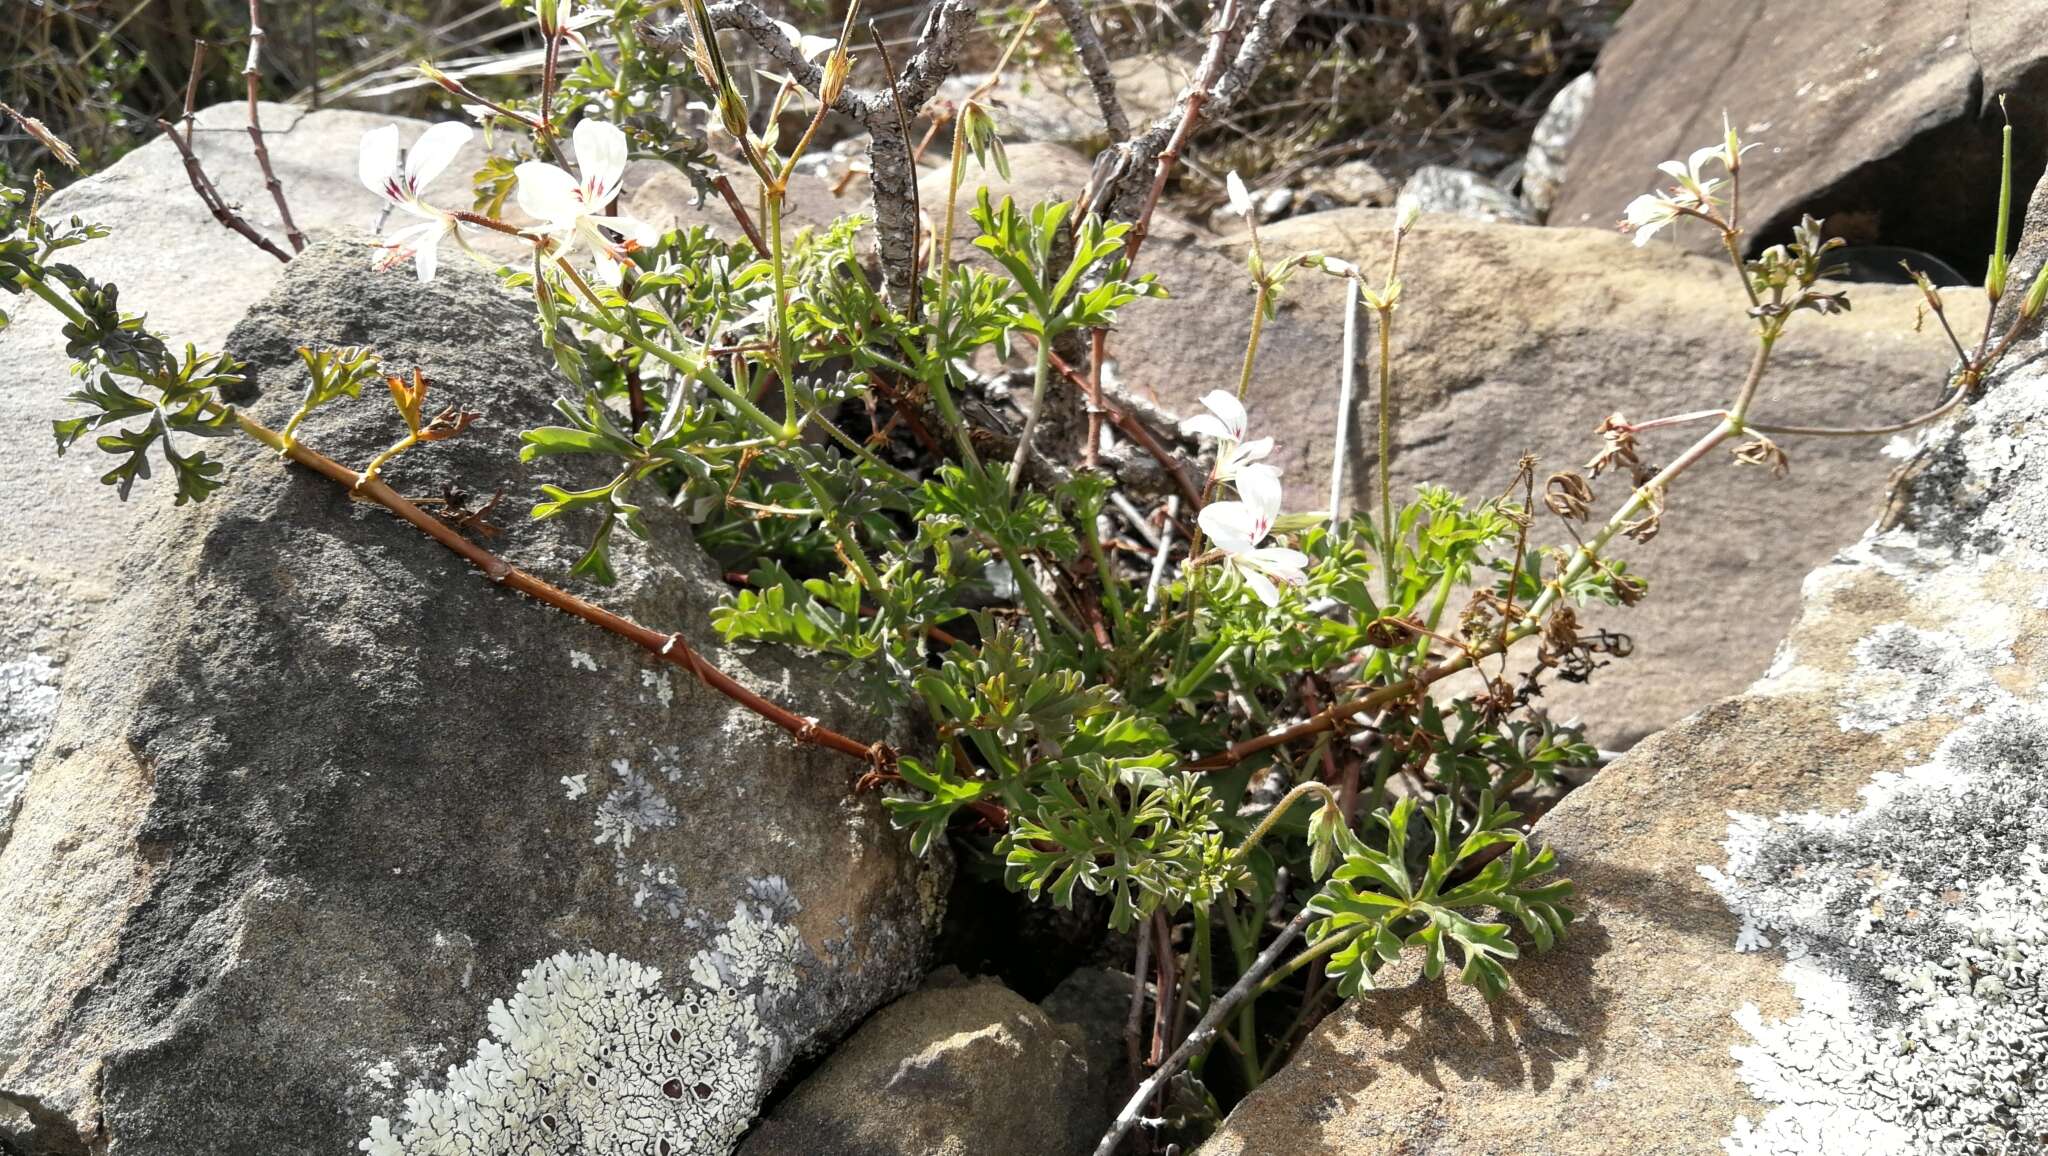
[6,3,2046,1153]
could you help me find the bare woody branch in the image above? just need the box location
[644,0,978,303]
[156,117,293,263]
[1051,0,1130,142]
[1100,0,1302,229]
[243,0,306,253]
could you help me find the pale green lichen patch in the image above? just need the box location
[1703,703,2048,1154]
[360,900,802,1156]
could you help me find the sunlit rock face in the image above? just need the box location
[0,240,945,1156]
[1198,178,2048,1156]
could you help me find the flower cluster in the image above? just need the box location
[1184,391,1306,607]
[1619,123,1754,246]
[356,116,653,283]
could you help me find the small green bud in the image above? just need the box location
[2023,261,2048,321]
[418,61,459,94]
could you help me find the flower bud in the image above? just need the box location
[2023,261,2048,321]
[419,61,461,95]
[1394,196,1421,234]
[536,0,561,37]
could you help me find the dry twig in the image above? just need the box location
[242,0,305,253]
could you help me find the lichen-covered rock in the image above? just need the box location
[923,143,1984,745]
[736,970,1107,1156]
[1196,178,2048,1156]
[0,240,945,1155]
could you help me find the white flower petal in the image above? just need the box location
[572,118,629,203]
[588,212,660,247]
[1242,567,1280,607]
[797,33,837,61]
[1198,501,1259,556]
[359,125,401,199]
[1226,171,1252,218]
[1232,460,1282,496]
[380,220,444,282]
[406,121,473,190]
[411,232,443,282]
[1238,468,1282,533]
[515,161,583,225]
[1687,144,1724,180]
[1244,546,1308,584]
[1198,390,1249,441]
[1181,414,1235,442]
[1233,436,1275,465]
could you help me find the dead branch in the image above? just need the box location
[243,0,305,253]
[1100,0,1303,233]
[644,0,977,304]
[1051,0,1130,141]
[155,117,293,263]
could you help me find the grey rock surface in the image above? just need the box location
[737,969,1106,1156]
[0,239,945,1155]
[1550,0,2048,270]
[924,142,1983,746]
[1397,165,1538,225]
[1520,71,1596,219]
[1198,176,2048,1156]
[0,102,741,832]
[0,102,496,829]
[1307,159,1396,209]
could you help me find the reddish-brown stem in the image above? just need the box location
[712,174,770,254]
[624,360,649,430]
[1125,918,1153,1095]
[1036,338,1205,513]
[235,409,893,769]
[448,209,535,239]
[182,41,206,142]
[243,0,305,253]
[156,117,292,263]
[540,30,563,142]
[1149,908,1177,1067]
[1083,327,1107,470]
[1122,0,1241,272]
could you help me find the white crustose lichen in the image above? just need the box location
[360,900,802,1155]
[1702,704,2048,1154]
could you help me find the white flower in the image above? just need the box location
[358,121,473,281]
[514,119,658,281]
[1181,389,1281,495]
[1622,143,1737,246]
[1225,171,1253,219]
[1198,479,1307,608]
[1621,192,1682,247]
[771,19,838,63]
[1657,144,1727,204]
